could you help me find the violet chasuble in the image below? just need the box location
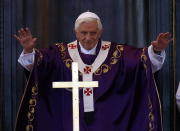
[15,41,162,131]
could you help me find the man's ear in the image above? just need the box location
[100,28,103,34]
[74,29,77,35]
[73,29,76,34]
[74,29,79,40]
[99,29,103,37]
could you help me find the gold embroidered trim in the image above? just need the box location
[56,43,73,70]
[56,43,124,76]
[94,44,124,75]
[110,45,123,64]
[26,124,33,131]
[148,95,155,131]
[35,49,43,66]
[141,48,148,71]
[64,59,73,69]
[56,43,66,59]
[26,83,38,131]
[94,64,111,75]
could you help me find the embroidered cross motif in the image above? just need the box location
[84,66,92,74]
[101,44,110,50]
[68,44,77,49]
[84,88,93,96]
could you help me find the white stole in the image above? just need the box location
[68,40,111,112]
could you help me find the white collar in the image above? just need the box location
[79,42,98,55]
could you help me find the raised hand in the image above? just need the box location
[14,27,37,53]
[151,32,173,52]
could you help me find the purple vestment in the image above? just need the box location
[15,42,162,131]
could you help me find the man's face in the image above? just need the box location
[75,20,102,50]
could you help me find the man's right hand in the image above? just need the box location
[14,27,37,54]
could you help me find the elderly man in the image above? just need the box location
[14,12,172,131]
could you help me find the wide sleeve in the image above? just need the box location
[148,45,165,73]
[18,49,35,71]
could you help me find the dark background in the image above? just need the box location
[0,0,179,130]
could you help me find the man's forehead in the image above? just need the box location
[76,12,100,21]
[78,21,99,29]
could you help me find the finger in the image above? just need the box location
[159,32,171,40]
[32,38,37,45]
[20,28,27,37]
[169,38,173,43]
[165,32,171,38]
[162,32,170,36]
[159,33,164,36]
[162,33,172,40]
[18,29,24,38]
[157,33,164,40]
[157,33,164,38]
[151,41,158,46]
[164,32,170,35]
[25,27,32,36]
[14,34,21,41]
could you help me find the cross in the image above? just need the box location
[52,62,98,131]
[68,44,77,49]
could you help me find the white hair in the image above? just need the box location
[74,17,103,31]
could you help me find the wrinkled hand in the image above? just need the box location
[151,32,173,52]
[14,27,37,53]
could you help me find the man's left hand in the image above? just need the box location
[151,32,173,52]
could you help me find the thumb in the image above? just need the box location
[33,38,37,42]
[151,41,158,46]
[151,41,161,51]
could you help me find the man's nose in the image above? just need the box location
[85,33,92,40]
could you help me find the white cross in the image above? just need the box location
[52,62,98,131]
